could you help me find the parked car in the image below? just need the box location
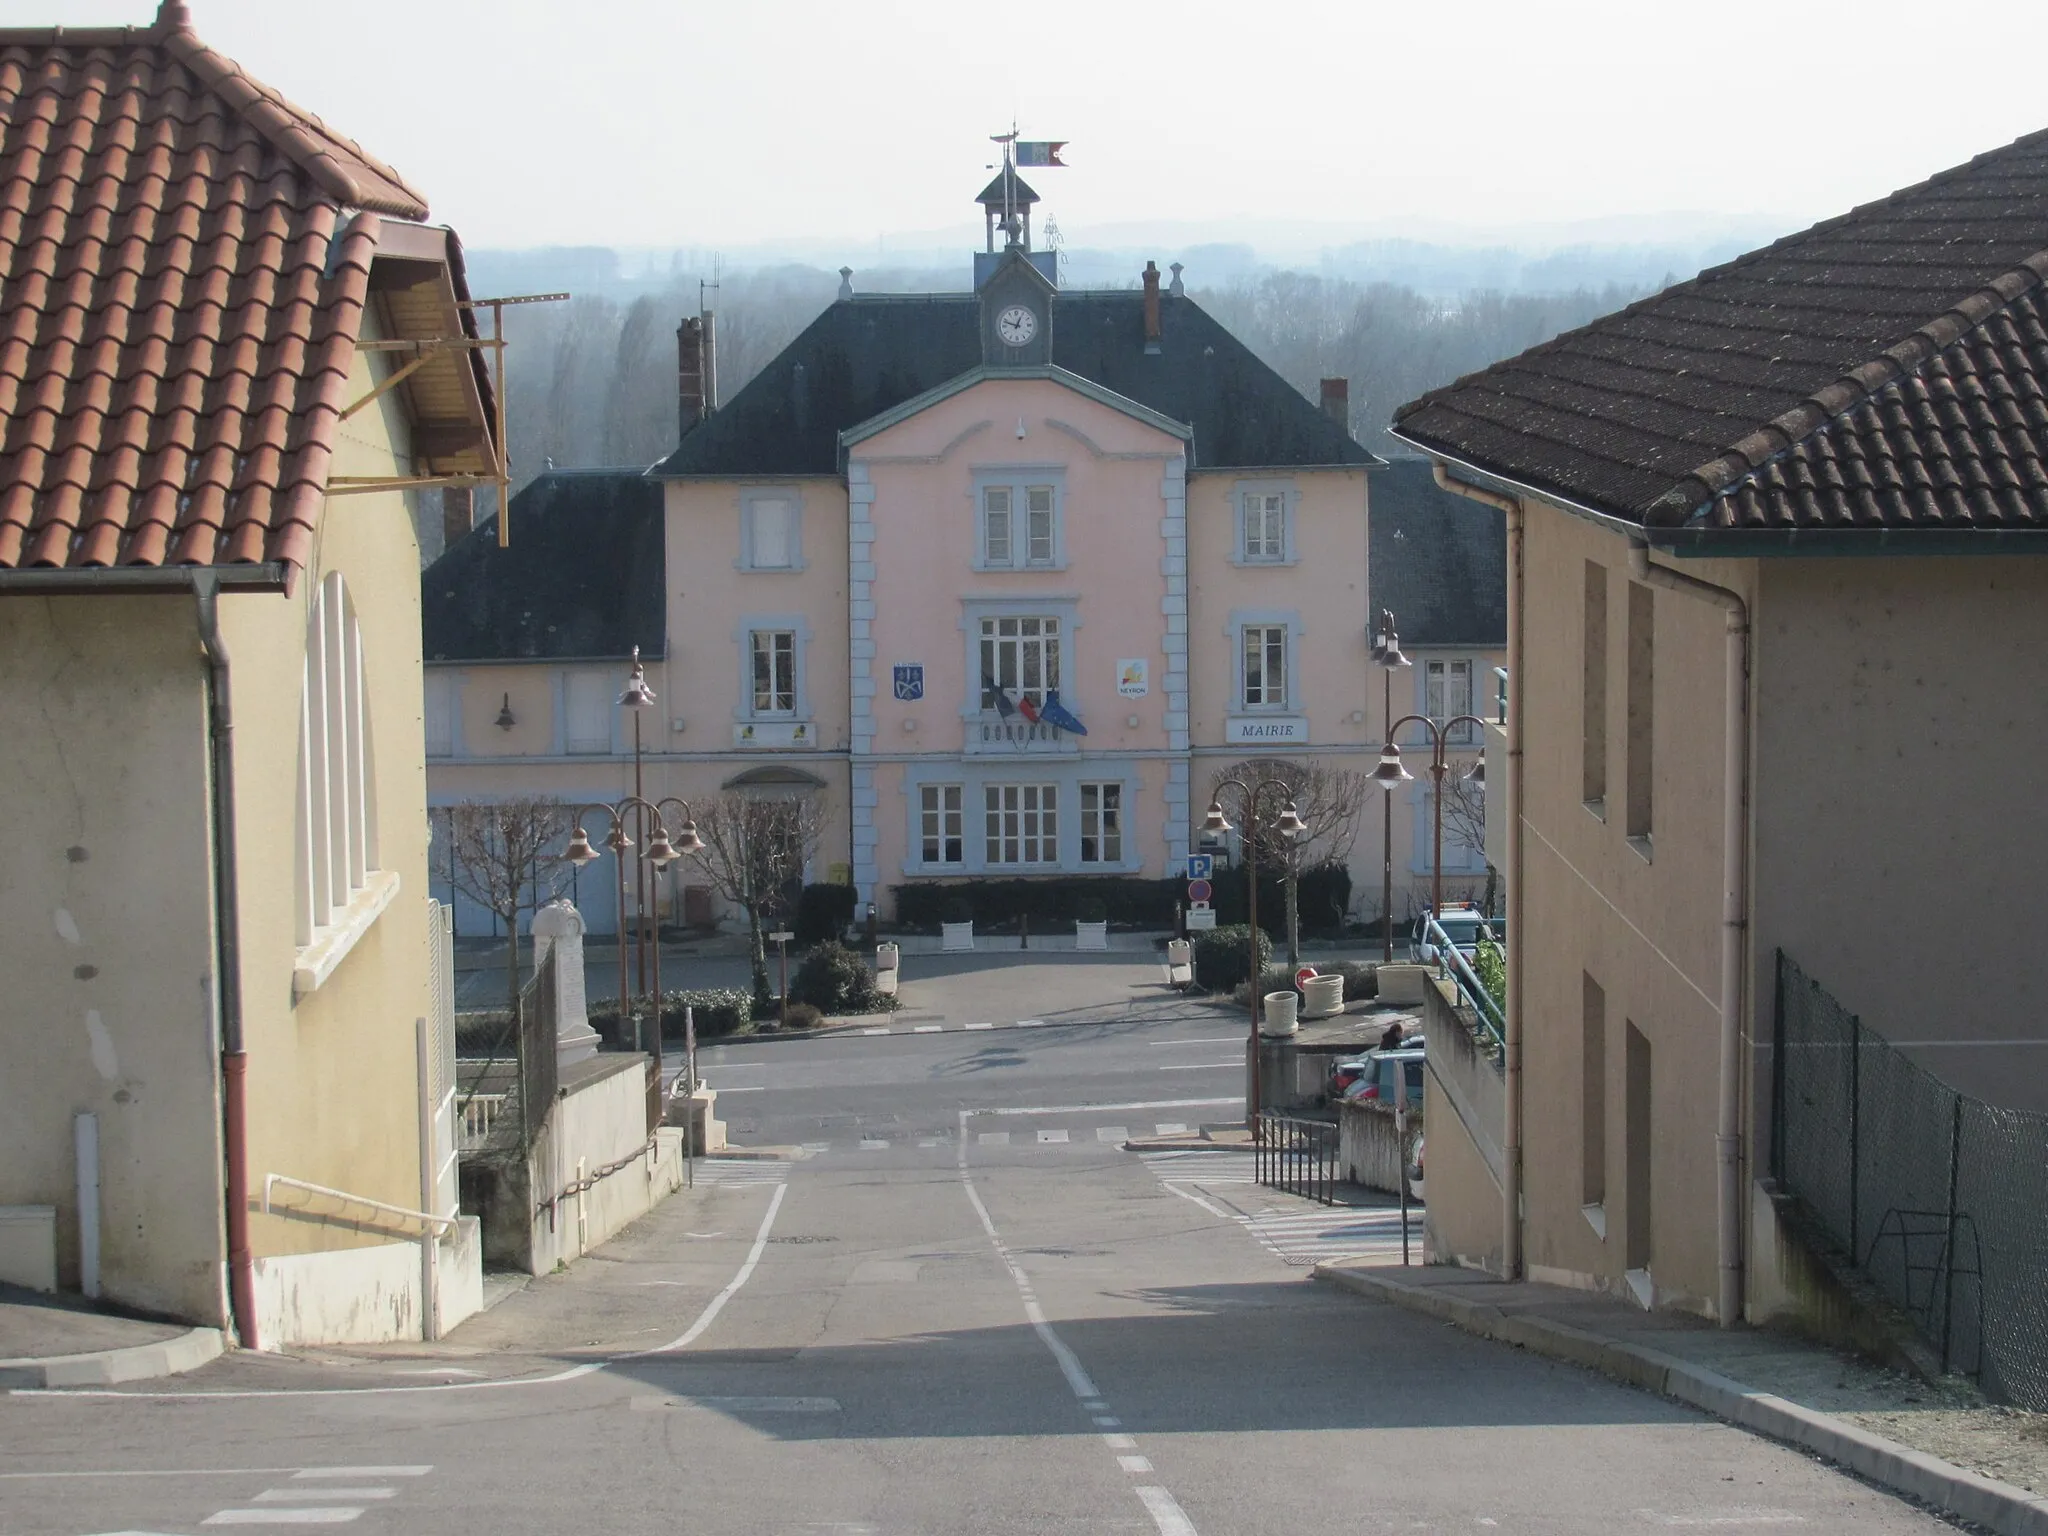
[1330,1037,1420,1095]
[1339,1047,1425,1107]
[1409,904,1500,966]
[1407,1136,1425,1202]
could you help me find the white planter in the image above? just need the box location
[875,941,900,973]
[1074,920,1109,952]
[1261,989,1300,1037]
[1301,973,1345,1020]
[941,921,975,953]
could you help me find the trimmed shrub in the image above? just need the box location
[791,941,884,1014]
[782,1001,825,1031]
[1208,861,1352,937]
[794,882,858,947]
[940,894,974,925]
[1075,895,1108,924]
[589,988,753,1045]
[1192,924,1273,991]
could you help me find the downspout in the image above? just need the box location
[194,574,259,1350]
[1628,540,1749,1328]
[1432,464,1524,1279]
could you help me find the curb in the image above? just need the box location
[1315,1266,2048,1536]
[0,1325,224,1390]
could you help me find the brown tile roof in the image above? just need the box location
[0,2,451,574]
[1392,127,2048,536]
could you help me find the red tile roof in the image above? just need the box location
[0,2,441,574]
[1393,127,2048,536]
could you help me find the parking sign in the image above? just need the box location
[1186,854,1213,881]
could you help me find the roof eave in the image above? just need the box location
[838,365,1195,457]
[0,562,292,596]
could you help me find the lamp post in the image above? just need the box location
[1372,610,1411,963]
[619,648,657,1000]
[1373,711,1488,924]
[566,798,703,1130]
[1202,778,1308,1138]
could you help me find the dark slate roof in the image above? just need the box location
[649,292,1379,478]
[976,167,1040,206]
[1393,126,2048,533]
[422,471,664,662]
[1368,459,1506,648]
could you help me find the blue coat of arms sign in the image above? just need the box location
[892,664,924,701]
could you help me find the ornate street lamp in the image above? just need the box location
[1204,777,1308,1138]
[1372,610,1411,962]
[1375,710,1488,927]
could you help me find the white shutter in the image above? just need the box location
[750,498,793,568]
[565,672,611,753]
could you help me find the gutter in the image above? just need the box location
[1627,541,1750,1330]
[1428,464,1524,1282]
[0,564,290,596]
[193,575,260,1351]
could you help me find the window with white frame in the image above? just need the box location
[980,615,1060,711]
[423,670,454,758]
[1079,782,1122,863]
[986,783,1058,864]
[751,630,797,715]
[1242,624,1288,709]
[1426,658,1476,743]
[743,493,799,570]
[295,571,381,948]
[920,784,964,865]
[564,671,613,754]
[979,477,1061,569]
[1243,492,1285,561]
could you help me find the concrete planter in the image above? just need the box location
[1301,972,1345,1020]
[1260,989,1300,1037]
[940,921,975,953]
[1074,920,1109,952]
[875,941,900,972]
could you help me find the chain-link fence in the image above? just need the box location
[1773,949,2048,1408]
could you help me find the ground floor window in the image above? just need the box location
[921,783,963,865]
[985,783,1058,865]
[1079,782,1121,863]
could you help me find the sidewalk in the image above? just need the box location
[1317,1261,2048,1535]
[0,1283,222,1387]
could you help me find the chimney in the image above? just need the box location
[1320,377,1350,430]
[440,486,474,552]
[1168,261,1185,297]
[677,316,706,437]
[1142,261,1162,355]
[838,266,854,300]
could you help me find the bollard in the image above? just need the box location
[1020,911,1029,951]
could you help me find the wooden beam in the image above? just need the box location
[339,352,432,422]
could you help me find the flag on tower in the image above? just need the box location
[1013,141,1067,168]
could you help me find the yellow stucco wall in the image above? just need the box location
[0,597,227,1321]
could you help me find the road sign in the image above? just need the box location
[1186,878,1213,904]
[1186,854,1213,881]
[768,931,795,943]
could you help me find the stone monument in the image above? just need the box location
[530,899,599,1069]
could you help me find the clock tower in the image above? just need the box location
[974,164,1056,367]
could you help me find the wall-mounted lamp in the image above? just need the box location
[495,693,516,731]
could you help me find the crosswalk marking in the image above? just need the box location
[912,1024,943,1033]
[966,1021,994,1030]
[858,1137,888,1150]
[1155,1122,1187,1136]
[253,1491,395,1503]
[1096,1126,1128,1143]
[1138,1150,1417,1266]
[1036,1128,1069,1144]
[979,1131,1010,1146]
[695,1159,790,1185]
[204,1513,364,1526]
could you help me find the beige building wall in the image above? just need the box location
[0,597,227,1322]
[1511,498,1756,1315]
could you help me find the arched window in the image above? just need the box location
[295,571,382,953]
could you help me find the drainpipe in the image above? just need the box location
[1628,540,1749,1328]
[1431,464,1524,1279]
[194,574,259,1351]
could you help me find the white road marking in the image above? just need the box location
[388,1368,483,1377]
[959,1112,1201,1536]
[203,1514,363,1527]
[860,1027,889,1035]
[913,1024,943,1033]
[632,1395,840,1413]
[966,1022,995,1030]
[708,1084,767,1093]
[978,1131,1011,1146]
[1037,1128,1070,1144]
[290,1469,430,1480]
[1093,1415,1122,1427]
[1136,1486,1199,1536]
[1096,1126,1128,1142]
[1119,1455,1154,1474]
[918,1139,940,1149]
[980,1097,1236,1116]
[858,1138,888,1150]
[1158,1062,1241,1071]
[1015,1018,1046,1027]
[1148,1037,1243,1046]
[254,1490,395,1502]
[0,1470,313,1482]
[1155,1123,1188,1136]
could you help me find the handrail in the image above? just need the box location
[262,1174,456,1237]
[1424,915,1507,1051]
[1493,666,1509,724]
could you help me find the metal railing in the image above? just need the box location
[262,1174,457,1237]
[1255,1113,1338,1205]
[1424,914,1506,1052]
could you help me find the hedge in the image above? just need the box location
[589,988,753,1044]
[1206,862,1352,937]
[892,877,1182,931]
[794,882,858,946]
[1192,924,1273,991]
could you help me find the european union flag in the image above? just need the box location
[1039,688,1086,736]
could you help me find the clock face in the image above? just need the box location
[996,304,1038,346]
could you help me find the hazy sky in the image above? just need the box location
[22,0,2048,254]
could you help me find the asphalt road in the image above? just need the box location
[1,956,1958,1535]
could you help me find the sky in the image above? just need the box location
[21,0,2048,258]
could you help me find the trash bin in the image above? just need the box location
[1261,989,1300,1037]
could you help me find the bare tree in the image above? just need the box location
[690,790,828,1006]
[1440,769,1496,917]
[1212,757,1371,967]
[433,797,573,1022]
